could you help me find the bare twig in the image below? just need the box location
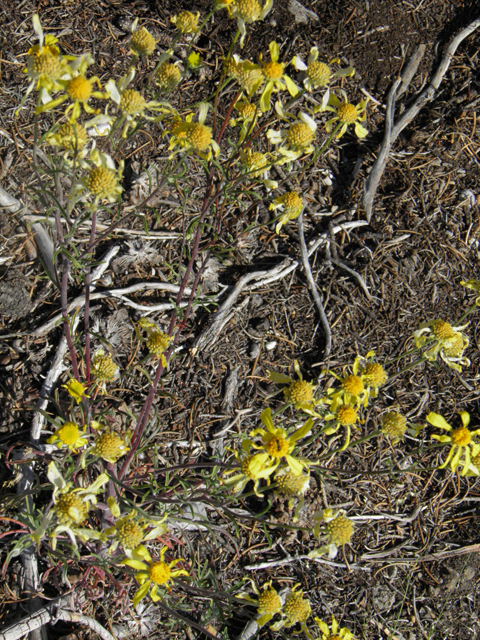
[297,209,331,357]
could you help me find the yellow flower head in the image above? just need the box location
[427,411,480,476]
[91,349,119,388]
[170,11,201,34]
[267,110,317,163]
[413,319,470,372]
[80,147,124,205]
[227,54,264,96]
[55,491,89,526]
[156,62,182,90]
[104,499,168,555]
[324,398,359,450]
[353,351,387,397]
[130,25,156,56]
[93,430,130,463]
[238,149,278,188]
[274,466,310,497]
[292,47,354,92]
[311,508,354,559]
[121,544,188,607]
[219,0,273,47]
[120,89,146,116]
[236,579,283,628]
[314,615,356,640]
[326,513,354,546]
[258,41,299,112]
[62,378,90,404]
[322,90,368,139]
[223,449,277,496]
[283,585,311,626]
[268,360,320,415]
[137,318,173,367]
[246,407,313,476]
[381,411,407,444]
[168,106,220,161]
[268,191,304,233]
[47,421,88,452]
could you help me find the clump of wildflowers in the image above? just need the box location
[427,411,480,476]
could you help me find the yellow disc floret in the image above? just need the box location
[307,61,331,87]
[130,27,156,56]
[285,380,314,405]
[237,66,263,93]
[326,514,354,546]
[283,590,311,624]
[116,520,144,550]
[336,103,359,124]
[431,321,456,341]
[266,435,289,458]
[156,63,181,90]
[442,333,465,357]
[381,411,407,440]
[120,89,146,115]
[237,101,257,120]
[452,426,472,446]
[241,455,260,480]
[258,587,282,614]
[67,76,92,101]
[186,123,212,152]
[342,375,364,395]
[363,362,387,387]
[94,432,126,461]
[287,122,314,149]
[336,405,358,427]
[56,422,81,446]
[263,61,284,81]
[86,167,119,199]
[32,52,62,80]
[55,492,88,526]
[244,150,268,176]
[149,561,171,585]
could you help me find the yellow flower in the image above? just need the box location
[310,509,354,559]
[36,53,109,121]
[268,359,320,415]
[121,544,188,607]
[218,0,273,47]
[18,15,74,109]
[106,69,171,138]
[270,584,311,632]
[381,411,407,444]
[413,319,470,372]
[62,378,90,404]
[167,104,220,161]
[274,466,310,502]
[266,110,317,163]
[80,149,124,205]
[170,11,201,34]
[292,47,354,92]
[236,580,283,628]
[321,90,368,139]
[268,191,304,234]
[92,428,130,463]
[225,54,264,97]
[155,62,182,91]
[239,148,278,189]
[258,41,299,112]
[427,411,480,476]
[37,462,108,550]
[104,498,167,555]
[313,615,356,640]
[136,318,173,367]
[130,22,156,56]
[354,351,387,398]
[245,407,314,475]
[324,398,359,450]
[91,349,119,382]
[47,421,88,452]
[222,449,276,496]
[461,279,480,305]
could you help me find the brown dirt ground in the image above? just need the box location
[1,0,480,639]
